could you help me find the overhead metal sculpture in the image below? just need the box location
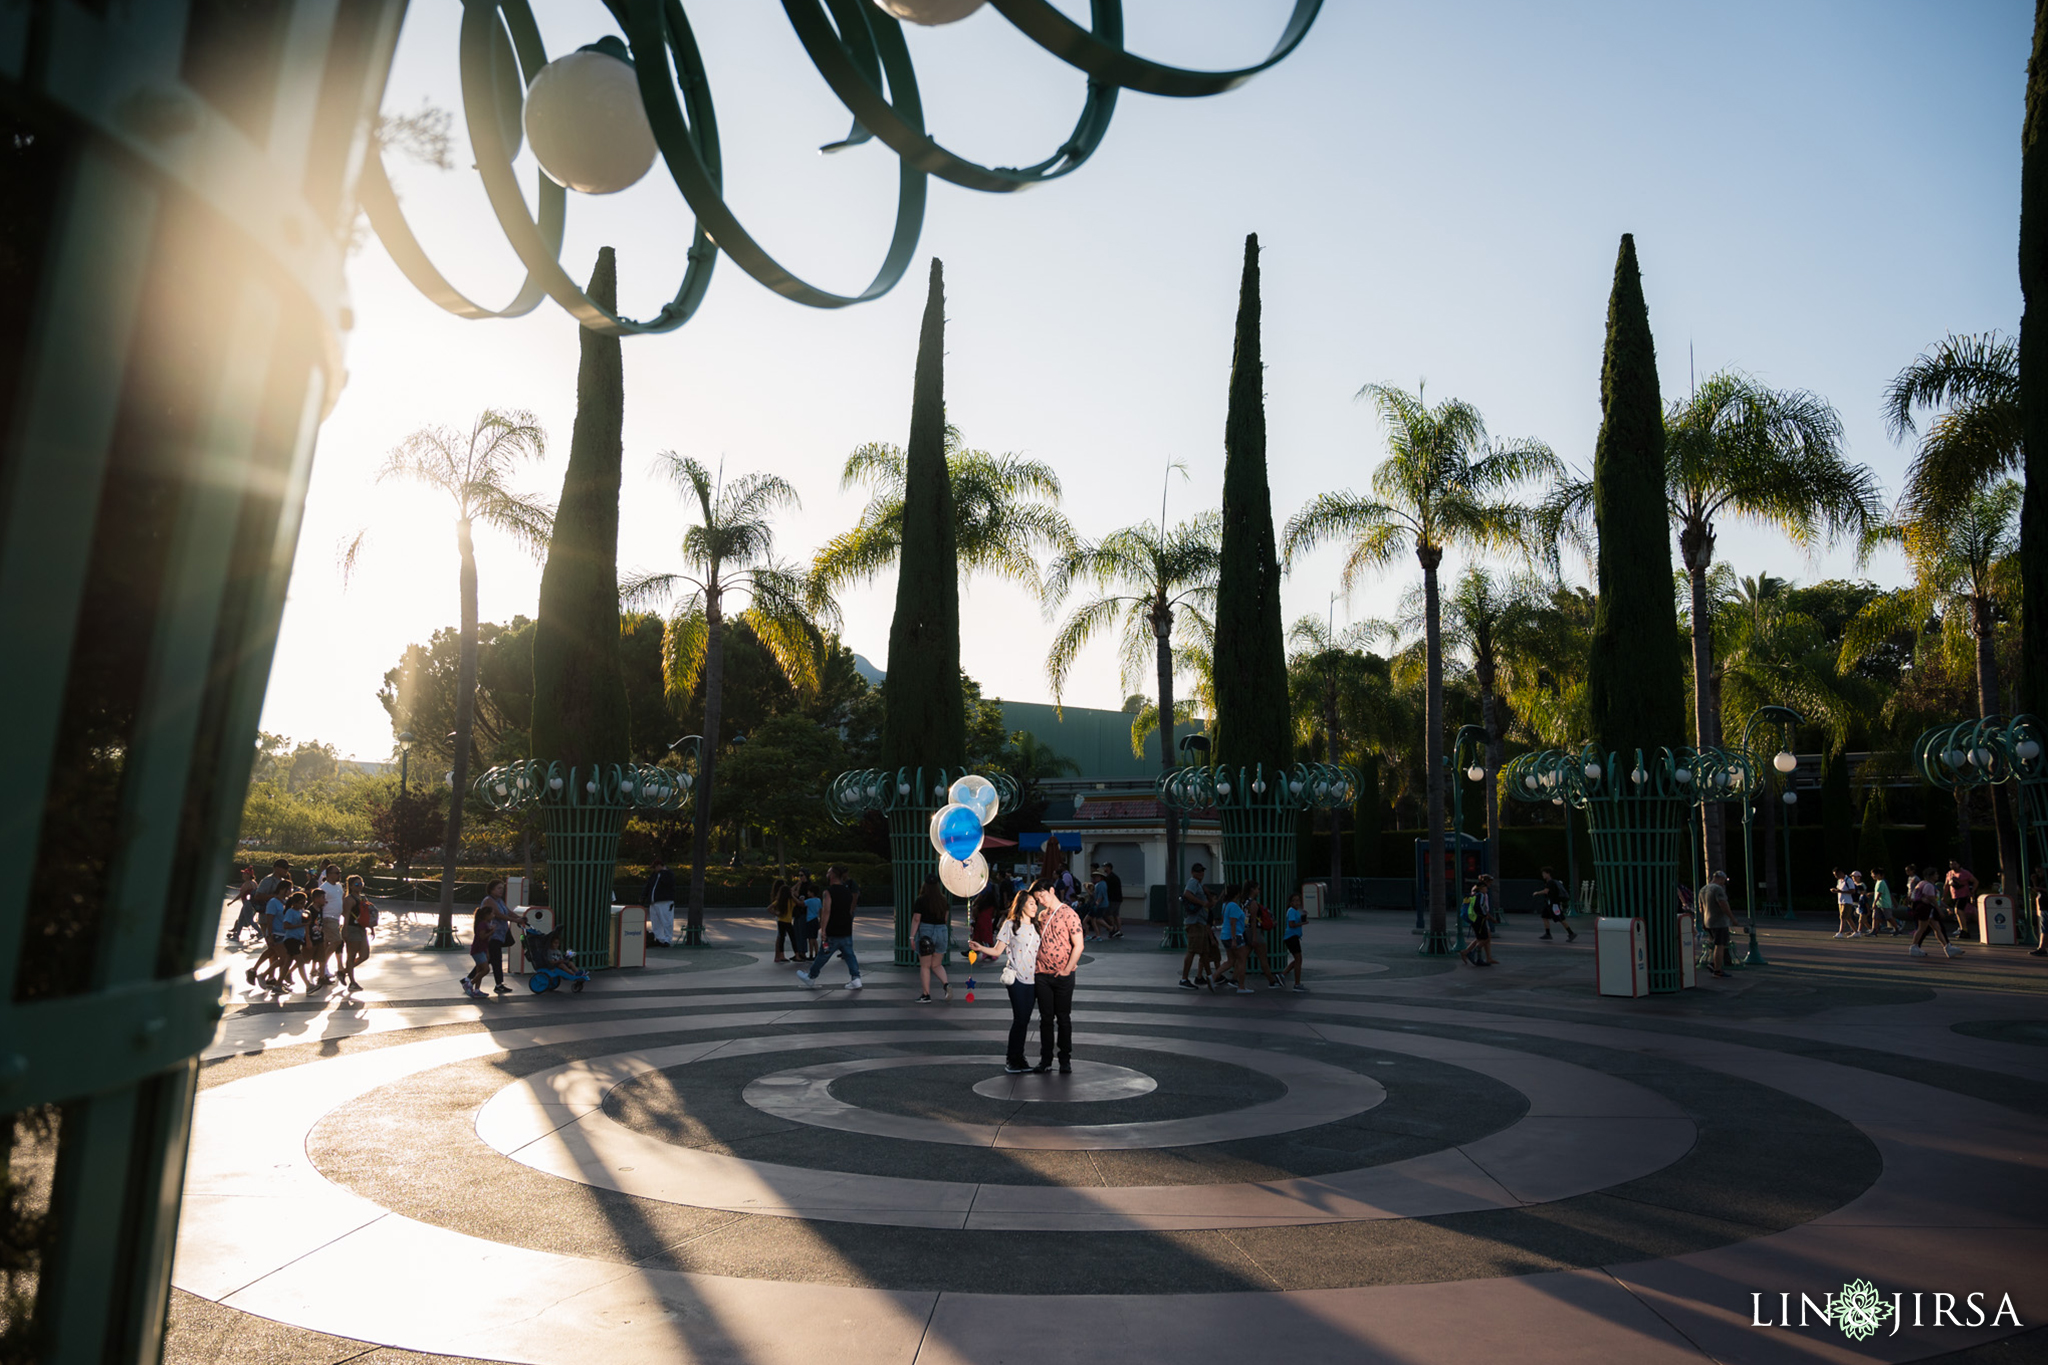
[1914,714,2047,945]
[1503,743,1751,993]
[364,0,1325,335]
[1158,761,1358,963]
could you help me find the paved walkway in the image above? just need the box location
[168,905,2048,1364]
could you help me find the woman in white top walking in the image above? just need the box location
[970,885,1043,1073]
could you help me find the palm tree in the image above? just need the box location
[812,426,1077,601]
[1283,383,1558,944]
[1415,568,1547,883]
[1287,612,1386,894]
[1044,512,1221,900]
[342,409,551,946]
[1549,372,1879,878]
[1883,333,2019,520]
[626,455,836,944]
[1845,480,2023,895]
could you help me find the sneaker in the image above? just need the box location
[1832,931,1845,938]
[1110,930,1124,940]
[1005,1063,1029,1074]
[493,985,512,994]
[1058,1061,1072,1074]
[1540,933,1553,940]
[1945,945,1965,958]
[1032,1063,1051,1074]
[942,982,952,998]
[1292,984,1309,993]
[795,970,819,988]
[847,978,864,990]
[245,967,258,985]
[1909,945,1928,957]
[1178,979,1197,990]
[917,993,932,1003]
[1235,986,1254,995]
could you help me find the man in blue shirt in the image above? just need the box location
[1219,887,1252,993]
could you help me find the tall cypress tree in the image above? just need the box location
[531,247,630,772]
[1213,234,1291,766]
[2020,1,2048,716]
[1586,234,1684,757]
[880,259,965,771]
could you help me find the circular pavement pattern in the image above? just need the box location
[970,1058,1157,1101]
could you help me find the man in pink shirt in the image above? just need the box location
[1033,888,1086,1074]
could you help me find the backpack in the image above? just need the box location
[1461,894,1481,923]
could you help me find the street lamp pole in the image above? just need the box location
[398,731,414,798]
[1442,723,1488,954]
[1740,706,1803,965]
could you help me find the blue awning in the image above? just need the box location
[1017,832,1083,851]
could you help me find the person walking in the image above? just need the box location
[800,879,822,960]
[1907,864,1963,959]
[969,887,1042,1074]
[271,891,313,994]
[1699,869,1734,978]
[315,868,349,985]
[1460,875,1498,966]
[1101,861,1125,940]
[1831,868,1858,938]
[1945,861,1979,940]
[1867,868,1900,936]
[1218,883,1253,993]
[226,865,259,946]
[971,881,999,957]
[644,858,676,948]
[769,880,800,963]
[1178,862,1213,989]
[340,874,375,992]
[462,880,516,998]
[2028,867,2046,958]
[911,874,952,1002]
[1032,882,1083,1072]
[1083,870,1111,942]
[796,866,863,990]
[1536,865,1577,942]
[1244,881,1282,987]
[1280,888,1307,991]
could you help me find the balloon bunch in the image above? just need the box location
[929,774,999,896]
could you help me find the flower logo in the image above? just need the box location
[1834,1279,1894,1342]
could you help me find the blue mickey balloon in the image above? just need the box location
[928,801,984,862]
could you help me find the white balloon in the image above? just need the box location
[874,0,986,25]
[950,774,1000,824]
[524,47,657,194]
[938,851,989,897]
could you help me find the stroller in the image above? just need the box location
[523,925,590,993]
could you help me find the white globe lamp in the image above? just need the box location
[874,0,986,24]
[524,37,658,195]
[1773,750,1796,774]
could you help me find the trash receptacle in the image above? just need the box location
[1595,916,1648,997]
[1677,914,1696,989]
[611,904,648,968]
[1302,882,1327,919]
[1980,894,2016,946]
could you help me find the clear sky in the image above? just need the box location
[264,0,2030,761]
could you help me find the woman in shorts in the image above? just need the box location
[911,873,951,1002]
[340,875,374,993]
[1280,888,1307,991]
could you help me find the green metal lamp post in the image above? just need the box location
[827,767,1021,966]
[1158,762,1358,965]
[1503,744,1750,993]
[1738,706,1801,960]
[1913,715,2047,945]
[1437,723,1489,956]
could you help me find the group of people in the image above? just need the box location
[1175,863,1308,993]
[1828,862,1991,959]
[228,859,375,995]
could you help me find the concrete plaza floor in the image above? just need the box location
[167,903,2048,1364]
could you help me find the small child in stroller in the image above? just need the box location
[523,924,591,994]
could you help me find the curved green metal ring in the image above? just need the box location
[784,0,1120,195]
[990,0,1324,99]
[625,0,927,312]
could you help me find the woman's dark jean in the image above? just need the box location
[774,920,803,956]
[1005,979,1036,1065]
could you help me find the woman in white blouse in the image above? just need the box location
[970,885,1044,1073]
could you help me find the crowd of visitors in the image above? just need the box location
[231,858,380,997]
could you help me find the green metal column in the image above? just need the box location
[0,4,404,1360]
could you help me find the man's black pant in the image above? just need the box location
[1034,972,1074,1065]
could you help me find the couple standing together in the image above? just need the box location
[971,880,1085,1075]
